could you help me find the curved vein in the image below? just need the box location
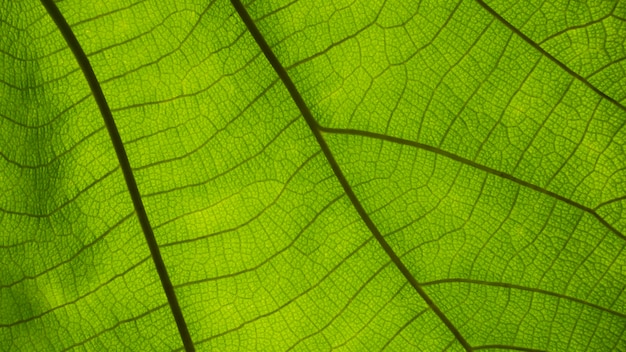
[473,345,546,352]
[38,1,194,350]
[474,0,626,114]
[229,0,473,350]
[422,278,626,319]
[318,126,626,242]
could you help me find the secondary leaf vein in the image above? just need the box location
[319,126,626,242]
[474,0,626,114]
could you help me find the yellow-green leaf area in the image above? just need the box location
[1,0,625,351]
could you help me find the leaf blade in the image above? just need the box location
[1,0,625,350]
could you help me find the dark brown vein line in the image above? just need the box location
[0,94,91,129]
[334,282,412,350]
[98,0,220,87]
[0,211,135,288]
[71,0,147,27]
[595,195,626,210]
[0,166,119,218]
[381,308,429,351]
[0,126,105,169]
[0,256,152,327]
[160,150,323,248]
[0,65,79,90]
[174,193,344,288]
[586,56,626,79]
[473,345,546,352]
[229,1,472,351]
[318,126,626,242]
[538,1,618,45]
[474,0,626,113]
[133,79,281,171]
[188,235,378,350]
[38,1,194,351]
[142,112,298,198]
[61,303,168,351]
[422,278,626,319]
[286,260,396,351]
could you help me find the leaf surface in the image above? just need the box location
[1,0,625,351]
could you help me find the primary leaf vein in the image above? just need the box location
[230,0,473,350]
[38,1,194,350]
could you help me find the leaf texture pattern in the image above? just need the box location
[1,0,625,351]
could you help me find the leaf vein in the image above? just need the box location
[230,0,473,350]
[319,126,626,242]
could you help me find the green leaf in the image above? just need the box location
[1,0,625,350]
